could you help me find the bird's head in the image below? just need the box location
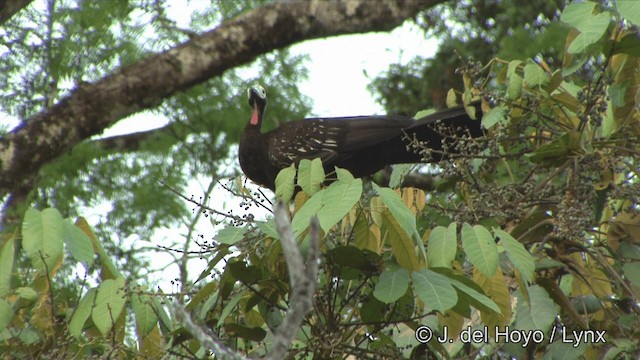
[247,84,267,126]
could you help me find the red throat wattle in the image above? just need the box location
[250,104,259,125]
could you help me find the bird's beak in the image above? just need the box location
[250,101,260,125]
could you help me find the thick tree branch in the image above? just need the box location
[0,0,32,24]
[0,0,441,199]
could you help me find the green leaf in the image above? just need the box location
[524,62,549,88]
[413,109,435,120]
[622,262,640,287]
[374,268,410,304]
[373,184,418,242]
[617,0,640,27]
[508,73,523,100]
[215,226,246,245]
[69,288,97,338]
[335,167,355,182]
[444,272,501,313]
[608,80,628,108]
[561,2,597,29]
[526,132,581,166]
[613,33,640,56]
[64,221,95,264]
[225,323,267,342]
[317,179,362,232]
[297,158,325,196]
[481,105,507,128]
[22,208,65,273]
[567,12,611,54]
[275,163,296,201]
[383,210,421,271]
[0,299,12,333]
[411,269,457,312]
[0,236,15,298]
[15,287,37,302]
[507,60,522,78]
[92,277,127,336]
[131,288,159,336]
[217,290,245,327]
[427,223,457,269]
[291,189,325,237]
[292,178,362,236]
[389,164,412,189]
[256,219,280,239]
[515,285,557,333]
[461,223,498,277]
[494,228,535,282]
[544,340,587,360]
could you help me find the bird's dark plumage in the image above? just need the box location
[239,84,484,190]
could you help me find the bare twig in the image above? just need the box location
[266,202,320,360]
[169,301,248,360]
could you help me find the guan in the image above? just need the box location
[239,84,484,190]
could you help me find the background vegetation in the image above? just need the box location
[0,0,638,358]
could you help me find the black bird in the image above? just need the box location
[239,84,484,190]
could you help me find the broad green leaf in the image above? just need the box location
[543,340,587,360]
[622,262,640,287]
[561,2,597,28]
[617,0,640,27]
[373,184,418,242]
[317,179,362,232]
[524,62,549,87]
[0,236,15,297]
[64,221,95,264]
[22,208,65,273]
[508,73,523,100]
[494,228,535,282]
[461,223,498,277]
[291,189,325,236]
[0,299,12,333]
[335,167,355,182]
[75,217,122,280]
[92,277,127,336]
[447,275,501,313]
[389,164,412,189]
[507,60,522,78]
[69,288,97,338]
[608,80,628,108]
[275,164,296,201]
[374,184,426,263]
[411,269,457,312]
[383,211,420,271]
[131,289,159,336]
[217,290,245,327]
[297,158,325,196]
[481,105,507,128]
[414,109,435,120]
[526,132,581,166]
[215,226,246,245]
[15,287,37,302]
[515,285,557,333]
[613,33,640,57]
[427,223,457,269]
[256,219,280,239]
[567,12,611,54]
[474,269,512,328]
[224,323,267,342]
[374,268,410,303]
